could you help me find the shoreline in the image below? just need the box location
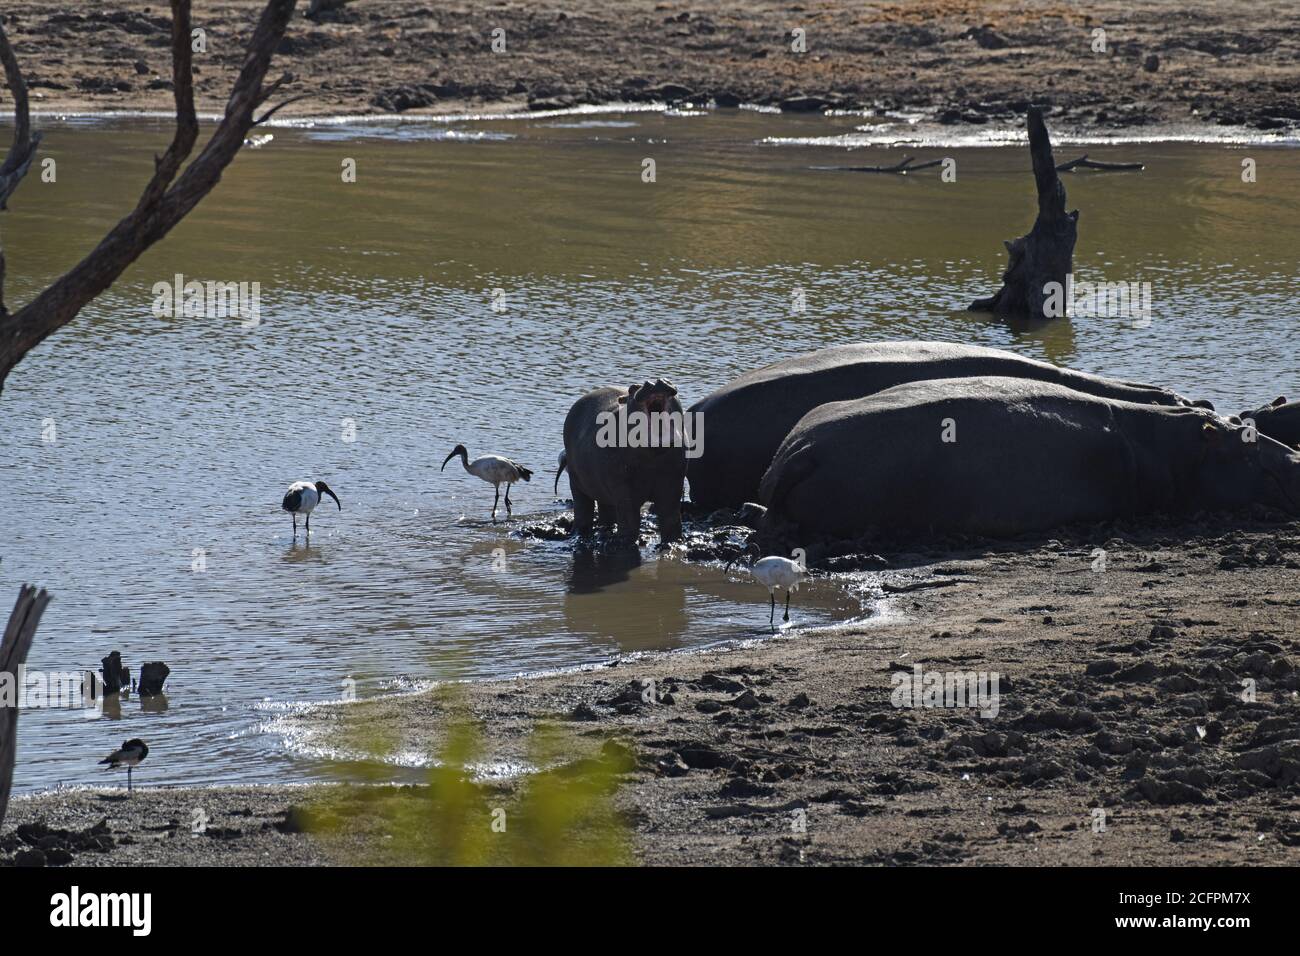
[8,513,1300,866]
[10,1,1298,134]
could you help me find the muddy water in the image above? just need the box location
[1,107,1296,791]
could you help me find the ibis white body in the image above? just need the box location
[282,479,341,536]
[442,445,532,522]
[284,481,321,515]
[751,556,805,594]
[741,555,806,625]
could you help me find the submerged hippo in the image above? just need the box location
[1240,396,1300,450]
[560,379,687,543]
[759,376,1300,540]
[688,341,1200,509]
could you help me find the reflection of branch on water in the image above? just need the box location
[814,155,945,174]
[1056,154,1145,172]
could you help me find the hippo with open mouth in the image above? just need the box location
[758,376,1299,541]
[559,378,688,543]
[688,341,1203,510]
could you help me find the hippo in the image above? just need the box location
[688,341,1201,509]
[759,376,1300,541]
[1240,396,1300,450]
[560,379,688,543]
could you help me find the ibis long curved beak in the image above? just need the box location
[323,487,341,510]
[441,450,457,472]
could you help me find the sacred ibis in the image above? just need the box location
[441,444,533,522]
[282,480,341,536]
[727,545,807,625]
[99,738,148,795]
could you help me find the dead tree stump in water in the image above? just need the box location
[969,107,1078,319]
[138,661,171,697]
[101,651,130,695]
[1,585,50,830]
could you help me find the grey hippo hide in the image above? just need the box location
[1240,396,1300,450]
[561,379,687,543]
[688,341,1203,510]
[759,376,1300,541]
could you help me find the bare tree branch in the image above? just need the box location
[1057,153,1145,172]
[0,0,300,393]
[814,155,945,175]
[0,20,43,319]
[0,585,51,830]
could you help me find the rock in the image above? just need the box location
[677,745,733,770]
[1135,777,1210,805]
[1235,742,1300,787]
[371,85,437,112]
[1143,54,1160,72]
[787,692,811,709]
[13,848,46,867]
[1086,659,1120,676]
[569,702,599,721]
[712,91,742,108]
[695,699,723,714]
[1113,661,1160,683]
[963,25,1010,50]
[728,690,761,710]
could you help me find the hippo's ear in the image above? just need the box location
[1227,415,1242,426]
[1274,396,1287,407]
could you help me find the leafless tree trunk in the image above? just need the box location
[969,107,1078,319]
[0,586,50,829]
[0,0,301,395]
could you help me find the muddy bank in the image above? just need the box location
[8,513,1300,866]
[8,1,1299,132]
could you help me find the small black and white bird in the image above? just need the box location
[441,445,533,522]
[99,738,149,794]
[282,480,341,535]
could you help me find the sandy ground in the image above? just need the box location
[5,1,1298,131]
[7,512,1299,866]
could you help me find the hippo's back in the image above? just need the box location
[758,376,1197,539]
[688,341,1185,510]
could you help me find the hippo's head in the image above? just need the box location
[1194,415,1300,516]
[1239,396,1300,450]
[620,378,681,416]
[617,378,687,457]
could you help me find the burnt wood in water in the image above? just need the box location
[138,661,171,697]
[0,0,301,395]
[1,585,50,829]
[101,651,130,695]
[969,107,1078,319]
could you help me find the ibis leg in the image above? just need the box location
[769,592,775,624]
[492,485,500,523]
[127,766,133,795]
[783,590,791,622]
[505,484,513,518]
[292,514,297,536]
[306,513,311,534]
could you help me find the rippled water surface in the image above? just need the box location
[2,107,1297,791]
